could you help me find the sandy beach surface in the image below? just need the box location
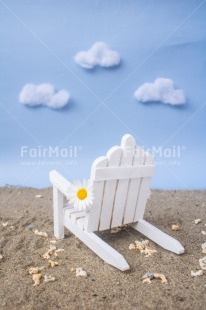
[0,187,206,310]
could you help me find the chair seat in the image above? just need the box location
[64,207,87,229]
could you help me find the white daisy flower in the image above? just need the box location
[67,179,94,211]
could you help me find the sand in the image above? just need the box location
[0,187,206,310]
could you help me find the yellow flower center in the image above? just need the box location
[77,188,88,200]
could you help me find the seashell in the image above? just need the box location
[2,222,8,227]
[48,260,59,267]
[32,273,42,286]
[142,272,154,280]
[141,248,157,257]
[191,270,203,277]
[194,219,201,224]
[201,242,206,254]
[129,243,136,250]
[34,230,48,238]
[49,245,57,251]
[153,273,167,283]
[172,224,180,231]
[35,194,43,198]
[76,267,87,277]
[54,249,65,257]
[111,227,122,234]
[44,275,56,283]
[129,239,156,256]
[70,267,75,272]
[43,251,51,259]
[28,267,44,275]
[199,256,206,270]
[143,278,152,284]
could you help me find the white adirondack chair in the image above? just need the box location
[49,134,184,271]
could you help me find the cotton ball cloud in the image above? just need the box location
[134,78,186,105]
[74,42,121,69]
[19,83,70,109]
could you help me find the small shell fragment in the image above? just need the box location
[48,260,59,267]
[194,219,202,225]
[111,227,122,234]
[28,267,44,275]
[54,249,65,257]
[172,224,180,231]
[191,270,203,277]
[0,254,3,260]
[2,222,8,227]
[70,267,75,272]
[34,230,48,238]
[50,240,57,244]
[154,273,168,283]
[142,272,167,284]
[43,251,52,259]
[143,278,152,284]
[129,240,156,257]
[49,245,57,251]
[44,247,55,258]
[76,267,87,277]
[32,273,42,286]
[141,248,157,257]
[35,194,43,198]
[129,243,136,250]
[142,272,155,280]
[44,275,56,283]
[10,226,15,230]
[199,256,206,270]
[201,242,206,254]
[201,231,206,236]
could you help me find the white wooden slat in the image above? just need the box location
[76,217,86,230]
[133,152,154,222]
[84,156,108,232]
[49,170,71,197]
[111,135,136,227]
[99,146,122,231]
[70,212,86,222]
[64,208,86,221]
[123,145,146,224]
[53,186,64,239]
[93,165,154,181]
[65,207,84,218]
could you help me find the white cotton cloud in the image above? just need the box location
[19,83,70,109]
[134,78,186,105]
[74,41,120,69]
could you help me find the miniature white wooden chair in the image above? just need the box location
[49,134,184,271]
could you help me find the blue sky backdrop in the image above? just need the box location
[0,0,206,188]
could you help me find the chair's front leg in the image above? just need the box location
[53,186,64,239]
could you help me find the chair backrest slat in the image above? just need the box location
[133,152,154,222]
[93,165,154,181]
[111,135,135,228]
[85,156,108,232]
[98,146,122,231]
[123,145,146,224]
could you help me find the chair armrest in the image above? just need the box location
[49,170,71,197]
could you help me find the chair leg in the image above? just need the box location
[53,186,64,239]
[131,219,184,254]
[64,217,130,271]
